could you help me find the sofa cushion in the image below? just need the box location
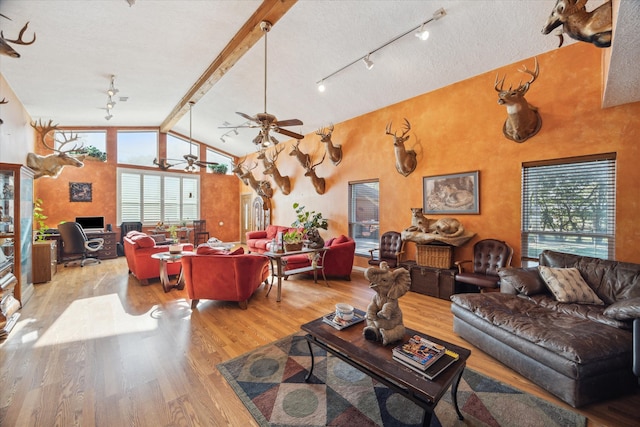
[333,234,349,245]
[196,245,225,255]
[127,230,145,238]
[265,225,279,239]
[229,247,244,255]
[498,267,547,296]
[131,234,155,248]
[538,266,604,305]
[604,297,640,321]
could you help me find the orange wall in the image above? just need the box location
[248,42,640,267]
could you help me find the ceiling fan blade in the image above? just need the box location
[196,160,219,167]
[236,112,259,123]
[275,127,305,140]
[274,118,303,127]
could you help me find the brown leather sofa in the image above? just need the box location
[450,250,640,407]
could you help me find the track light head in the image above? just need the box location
[317,81,326,92]
[415,25,429,41]
[363,54,374,70]
[105,114,113,121]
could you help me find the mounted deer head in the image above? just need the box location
[239,160,273,199]
[494,58,542,143]
[0,98,7,125]
[289,140,311,169]
[385,118,417,177]
[304,151,326,195]
[261,145,291,195]
[542,0,611,48]
[0,15,36,58]
[27,119,85,179]
[316,123,342,166]
[231,156,249,185]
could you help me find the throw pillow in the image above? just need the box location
[126,230,144,238]
[196,245,224,255]
[603,297,640,320]
[229,247,244,255]
[497,267,547,296]
[334,235,349,244]
[131,234,155,248]
[538,266,604,305]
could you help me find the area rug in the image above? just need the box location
[217,333,586,427]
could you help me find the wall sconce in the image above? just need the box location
[316,7,446,92]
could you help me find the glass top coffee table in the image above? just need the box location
[301,316,471,426]
[150,251,195,293]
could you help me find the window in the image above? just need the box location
[522,153,616,260]
[117,131,157,166]
[348,180,379,256]
[118,168,199,225]
[167,134,199,171]
[55,130,107,161]
[206,148,233,174]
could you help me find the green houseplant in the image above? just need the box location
[208,163,228,174]
[282,229,303,252]
[291,202,328,238]
[33,198,48,241]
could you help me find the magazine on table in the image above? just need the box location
[394,347,460,380]
[392,334,446,371]
[322,308,366,330]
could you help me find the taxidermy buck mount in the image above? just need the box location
[232,157,273,209]
[259,145,291,195]
[28,119,85,179]
[304,151,327,195]
[385,118,417,177]
[315,124,343,166]
[494,58,542,143]
[0,14,36,58]
[542,0,612,48]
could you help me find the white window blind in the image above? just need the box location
[521,153,616,260]
[348,180,379,256]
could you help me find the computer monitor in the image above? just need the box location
[75,216,105,232]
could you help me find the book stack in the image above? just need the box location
[392,334,460,380]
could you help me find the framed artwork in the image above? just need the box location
[423,171,479,214]
[69,182,92,202]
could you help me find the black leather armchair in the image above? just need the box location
[58,222,104,267]
[368,231,405,268]
[455,238,513,292]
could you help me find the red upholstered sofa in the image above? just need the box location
[180,246,270,309]
[283,235,356,280]
[246,224,297,253]
[123,231,194,285]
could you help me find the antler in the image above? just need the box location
[31,119,81,153]
[315,123,334,139]
[305,151,326,171]
[517,57,539,89]
[1,22,36,45]
[0,98,7,104]
[267,144,285,162]
[385,118,411,140]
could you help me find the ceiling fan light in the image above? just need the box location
[363,54,374,70]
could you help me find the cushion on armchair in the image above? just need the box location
[604,297,640,320]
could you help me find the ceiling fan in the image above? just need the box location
[220,20,305,147]
[154,101,218,171]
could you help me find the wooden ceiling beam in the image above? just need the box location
[160,0,297,133]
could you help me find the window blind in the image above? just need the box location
[521,153,616,259]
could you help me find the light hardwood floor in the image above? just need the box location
[1,257,638,426]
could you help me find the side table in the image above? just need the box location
[151,251,194,293]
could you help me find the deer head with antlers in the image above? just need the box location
[316,123,342,166]
[288,140,311,169]
[542,0,611,48]
[304,151,327,195]
[385,118,417,177]
[494,58,542,143]
[27,119,85,179]
[0,14,36,58]
[260,145,291,195]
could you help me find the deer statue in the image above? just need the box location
[304,151,327,195]
[260,145,291,195]
[27,119,85,179]
[494,58,542,143]
[315,123,342,166]
[385,118,417,177]
[542,0,611,48]
[289,140,311,169]
[0,15,36,58]
[0,98,7,125]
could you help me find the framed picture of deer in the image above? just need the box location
[423,171,479,214]
[70,182,92,202]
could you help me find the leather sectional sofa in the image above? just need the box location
[450,250,640,407]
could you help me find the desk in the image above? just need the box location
[262,247,328,302]
[301,318,471,427]
[150,251,194,293]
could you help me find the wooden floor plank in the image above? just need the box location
[0,257,638,426]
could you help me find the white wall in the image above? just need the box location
[0,73,34,164]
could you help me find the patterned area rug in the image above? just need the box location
[217,333,586,427]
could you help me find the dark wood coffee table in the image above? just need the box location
[301,317,471,427]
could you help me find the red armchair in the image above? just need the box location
[123,231,193,285]
[283,235,356,280]
[246,224,297,253]
[180,247,270,309]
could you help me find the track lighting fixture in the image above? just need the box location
[105,114,113,121]
[104,75,120,120]
[316,7,446,92]
[106,96,116,109]
[220,136,226,143]
[363,54,374,70]
[107,75,119,96]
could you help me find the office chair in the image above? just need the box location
[58,222,104,267]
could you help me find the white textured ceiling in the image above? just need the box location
[1,0,637,158]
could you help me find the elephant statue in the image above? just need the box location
[363,262,411,345]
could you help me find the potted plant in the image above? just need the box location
[291,202,328,238]
[283,229,303,252]
[208,163,228,174]
[33,198,48,241]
